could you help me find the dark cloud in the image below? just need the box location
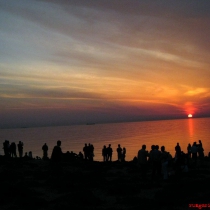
[0,83,105,102]
[37,0,210,18]
[2,0,210,66]
[0,95,184,128]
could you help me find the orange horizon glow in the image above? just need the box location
[0,1,210,128]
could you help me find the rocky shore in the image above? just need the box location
[0,156,210,210]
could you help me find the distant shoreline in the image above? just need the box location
[1,116,210,129]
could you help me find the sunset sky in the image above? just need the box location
[0,0,210,128]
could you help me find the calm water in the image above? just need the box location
[0,117,210,161]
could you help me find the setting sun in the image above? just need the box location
[188,114,193,118]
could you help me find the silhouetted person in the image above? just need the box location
[51,140,63,161]
[83,144,88,160]
[42,143,48,159]
[117,144,122,161]
[3,140,10,157]
[102,145,107,162]
[150,145,162,181]
[65,151,77,160]
[107,144,113,161]
[197,140,204,159]
[122,147,126,162]
[88,143,94,161]
[148,145,155,164]
[187,143,192,158]
[18,141,24,158]
[191,142,197,164]
[10,142,17,158]
[198,140,203,148]
[78,151,84,160]
[197,144,204,160]
[160,146,170,180]
[175,143,181,159]
[24,152,28,159]
[137,145,149,179]
[28,151,33,159]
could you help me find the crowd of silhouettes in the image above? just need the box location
[136,140,205,181]
[49,141,88,161]
[187,140,204,163]
[83,143,94,161]
[102,144,126,162]
[2,139,126,163]
[2,140,25,158]
[2,140,36,160]
[1,138,207,177]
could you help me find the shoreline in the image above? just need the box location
[1,156,210,210]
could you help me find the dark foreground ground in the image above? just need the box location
[0,157,210,210]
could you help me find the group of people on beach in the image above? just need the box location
[2,139,127,163]
[83,143,94,161]
[2,139,126,163]
[1,139,206,167]
[50,140,84,161]
[2,138,207,183]
[102,144,126,162]
[50,141,127,162]
[2,140,49,160]
[137,140,205,181]
[187,140,204,160]
[2,140,29,158]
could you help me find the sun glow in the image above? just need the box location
[188,114,193,118]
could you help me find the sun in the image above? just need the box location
[188,114,193,118]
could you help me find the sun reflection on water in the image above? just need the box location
[188,118,193,138]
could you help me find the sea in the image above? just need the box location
[0,117,210,161]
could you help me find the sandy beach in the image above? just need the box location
[0,156,210,210]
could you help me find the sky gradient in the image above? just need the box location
[0,0,210,128]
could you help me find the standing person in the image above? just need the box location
[3,140,10,157]
[102,145,107,162]
[107,144,113,161]
[160,146,169,180]
[150,145,162,181]
[116,144,122,161]
[198,140,203,148]
[28,151,33,159]
[42,143,48,159]
[191,142,197,164]
[137,145,149,179]
[18,141,24,158]
[197,140,204,159]
[83,144,88,160]
[88,143,94,161]
[122,147,126,162]
[51,140,63,161]
[10,142,17,158]
[148,145,155,164]
[187,143,192,158]
[175,143,181,159]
